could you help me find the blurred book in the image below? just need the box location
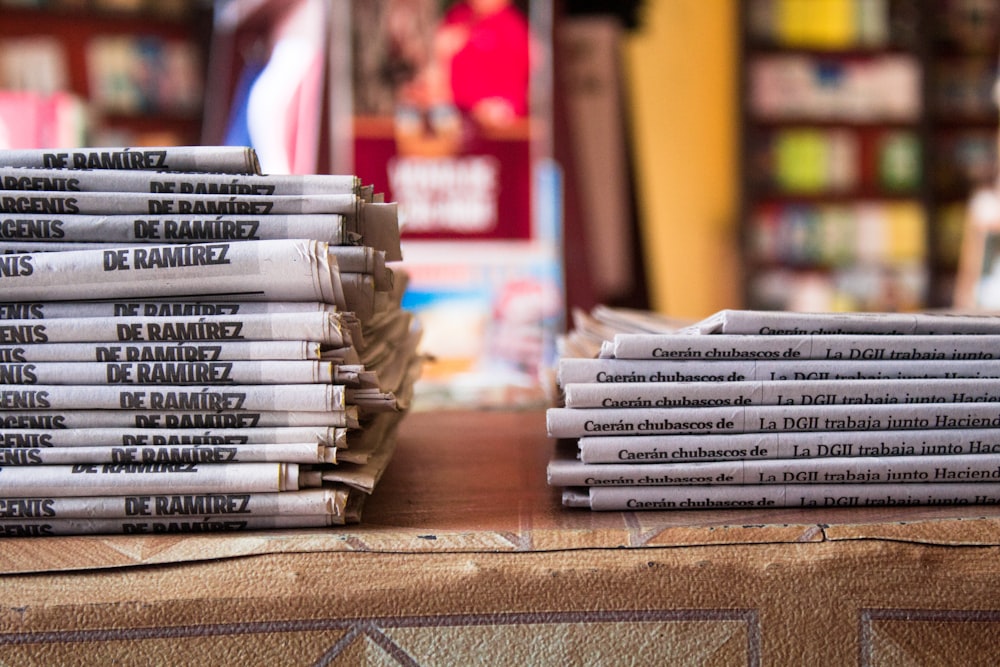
[749,0,891,48]
[750,54,920,121]
[557,14,636,303]
[0,35,68,94]
[0,90,86,149]
[85,34,203,117]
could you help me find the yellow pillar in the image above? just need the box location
[623,0,740,318]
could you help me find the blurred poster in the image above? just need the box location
[348,0,562,406]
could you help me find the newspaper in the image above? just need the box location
[0,462,304,496]
[0,340,326,362]
[390,349,426,413]
[364,298,413,342]
[0,300,336,319]
[363,202,403,262]
[349,337,408,391]
[317,345,360,365]
[363,321,422,401]
[340,311,365,347]
[343,365,380,389]
[336,247,387,276]
[0,408,359,429]
[0,146,261,174]
[0,239,346,305]
[0,166,358,195]
[0,384,346,412]
[332,415,392,465]
[347,387,399,412]
[0,426,345,447]
[682,309,1000,336]
[546,402,1000,438]
[561,378,1000,409]
[321,412,402,493]
[0,312,347,346]
[578,427,1000,464]
[0,214,354,246]
[0,360,363,385]
[558,306,693,360]
[0,191,360,216]
[0,514,352,536]
[0,442,337,465]
[557,357,1000,385]
[0,488,351,520]
[607,334,1000,361]
[548,448,1000,487]
[0,206,402,259]
[340,273,376,322]
[564,482,1000,511]
[0,228,393,278]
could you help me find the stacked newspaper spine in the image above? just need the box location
[0,146,422,536]
[547,308,1000,512]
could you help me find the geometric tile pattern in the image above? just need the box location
[860,609,1000,667]
[0,610,761,666]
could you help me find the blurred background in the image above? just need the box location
[1,0,998,400]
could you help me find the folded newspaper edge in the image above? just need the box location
[680,309,1000,336]
[0,340,327,362]
[0,426,346,447]
[0,383,347,413]
[1,239,347,306]
[0,462,304,497]
[0,146,262,174]
[0,408,360,429]
[0,166,359,195]
[0,216,353,249]
[0,514,350,536]
[0,487,351,520]
[0,442,337,465]
[564,482,1000,512]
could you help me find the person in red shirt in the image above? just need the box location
[394,0,531,155]
[434,0,531,128]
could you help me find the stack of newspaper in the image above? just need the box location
[548,307,1000,512]
[0,146,422,536]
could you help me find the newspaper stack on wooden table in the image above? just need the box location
[0,146,422,536]
[547,307,1000,512]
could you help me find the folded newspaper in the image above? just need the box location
[549,306,1000,512]
[0,145,423,536]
